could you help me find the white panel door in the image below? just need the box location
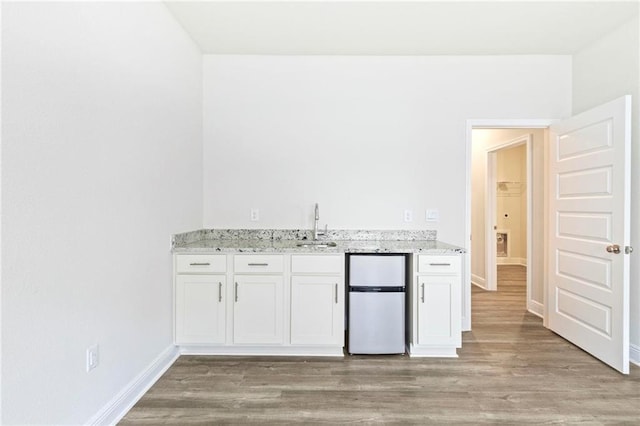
[548,95,631,374]
[175,275,226,344]
[290,276,343,345]
[233,275,284,345]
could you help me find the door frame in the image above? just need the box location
[464,119,554,331]
[485,134,532,298]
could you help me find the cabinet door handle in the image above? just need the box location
[218,282,222,302]
[335,284,338,304]
[247,263,269,266]
[189,262,210,266]
[429,263,451,266]
[235,282,238,302]
[421,283,425,303]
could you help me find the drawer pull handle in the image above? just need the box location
[218,282,222,302]
[190,262,210,266]
[235,282,238,302]
[248,263,269,266]
[335,284,338,304]
[429,263,451,266]
[421,283,425,303]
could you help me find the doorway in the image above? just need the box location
[485,135,530,290]
[465,122,551,332]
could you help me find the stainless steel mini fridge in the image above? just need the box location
[348,254,406,354]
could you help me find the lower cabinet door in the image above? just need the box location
[291,276,344,345]
[233,275,284,344]
[417,275,461,346]
[175,275,226,344]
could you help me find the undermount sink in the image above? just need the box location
[296,241,337,248]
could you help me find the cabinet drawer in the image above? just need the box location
[176,254,226,274]
[417,255,460,274]
[291,255,343,274]
[234,255,284,273]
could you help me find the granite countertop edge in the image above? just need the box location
[172,239,465,255]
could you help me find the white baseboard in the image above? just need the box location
[497,257,527,266]
[471,273,487,290]
[461,315,470,332]
[528,300,544,318]
[88,344,179,425]
[631,343,640,366]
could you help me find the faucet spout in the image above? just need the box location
[313,203,326,240]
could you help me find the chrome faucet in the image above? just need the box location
[313,203,327,240]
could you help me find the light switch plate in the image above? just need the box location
[426,209,439,221]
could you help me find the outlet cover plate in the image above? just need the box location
[86,344,99,372]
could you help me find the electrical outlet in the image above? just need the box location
[250,208,260,221]
[403,209,413,222]
[86,344,99,372]
[426,209,439,222]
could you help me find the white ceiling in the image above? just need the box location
[164,1,639,55]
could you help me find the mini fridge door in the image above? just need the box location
[349,292,405,354]
[349,255,405,287]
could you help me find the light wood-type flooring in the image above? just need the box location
[120,265,640,424]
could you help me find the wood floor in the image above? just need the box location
[120,265,640,424]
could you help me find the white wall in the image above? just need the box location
[572,16,640,361]
[471,128,545,309]
[1,2,203,424]
[203,55,571,247]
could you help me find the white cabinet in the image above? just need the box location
[173,252,345,355]
[175,275,226,344]
[174,254,227,345]
[233,274,284,344]
[291,275,343,345]
[417,275,459,345]
[290,255,344,346]
[233,255,285,345]
[411,254,461,357]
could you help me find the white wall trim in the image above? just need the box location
[471,273,487,289]
[630,344,640,366]
[528,300,544,318]
[87,345,179,426]
[496,257,527,266]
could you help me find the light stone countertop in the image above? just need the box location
[172,237,464,255]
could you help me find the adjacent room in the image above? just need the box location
[2,1,639,424]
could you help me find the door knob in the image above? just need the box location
[606,244,621,254]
